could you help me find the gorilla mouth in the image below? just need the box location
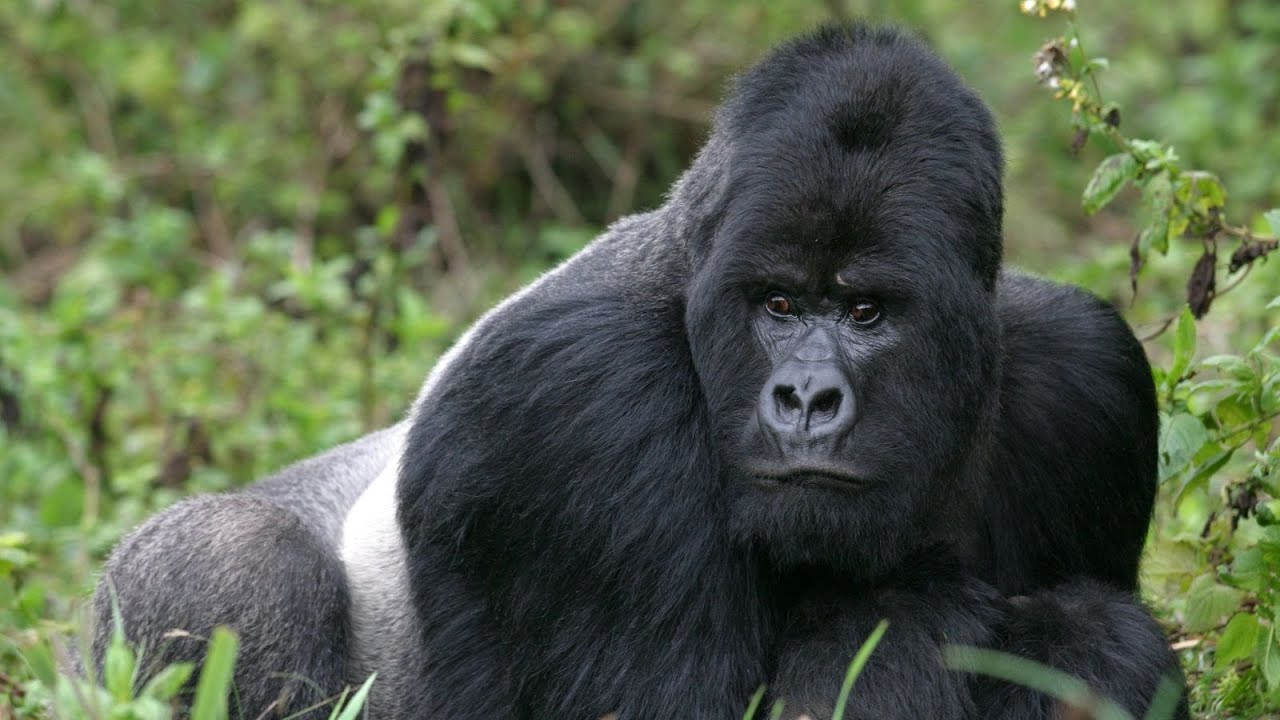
[745,464,869,492]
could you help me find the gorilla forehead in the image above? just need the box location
[707,24,1004,289]
[709,147,987,301]
[719,24,999,164]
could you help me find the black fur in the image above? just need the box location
[93,23,1184,719]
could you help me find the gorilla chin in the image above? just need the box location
[92,22,1187,720]
[731,458,934,578]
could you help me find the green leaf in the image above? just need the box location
[1174,447,1232,506]
[450,43,498,70]
[1265,209,1280,238]
[1222,547,1265,593]
[1184,380,1235,416]
[1159,413,1208,481]
[742,685,767,720]
[332,674,377,720]
[1083,57,1110,73]
[1259,625,1280,691]
[140,662,195,701]
[1259,500,1280,526]
[1131,139,1178,172]
[25,642,59,688]
[190,627,240,720]
[1083,153,1139,215]
[1200,354,1254,382]
[943,647,1134,720]
[132,695,172,720]
[1257,323,1280,351]
[1181,171,1227,214]
[104,631,137,702]
[1183,575,1243,633]
[1143,677,1186,720]
[1215,612,1260,671]
[1139,173,1174,255]
[1169,307,1197,383]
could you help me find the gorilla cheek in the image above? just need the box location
[888,317,998,456]
[685,294,766,439]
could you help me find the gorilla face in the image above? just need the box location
[687,187,1001,574]
[682,29,1006,574]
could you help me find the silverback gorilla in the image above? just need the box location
[93,23,1186,719]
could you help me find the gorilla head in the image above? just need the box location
[679,26,1007,575]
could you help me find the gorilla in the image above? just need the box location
[92,23,1185,720]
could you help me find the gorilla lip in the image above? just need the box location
[747,466,868,492]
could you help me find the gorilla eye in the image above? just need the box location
[764,292,795,317]
[849,299,881,325]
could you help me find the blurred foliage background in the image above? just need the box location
[1,0,1277,717]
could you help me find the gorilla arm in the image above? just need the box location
[768,550,1004,720]
[974,578,1187,719]
[970,274,1186,718]
[394,220,772,720]
[91,425,404,717]
[983,272,1159,593]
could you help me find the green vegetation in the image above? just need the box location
[1,0,1277,717]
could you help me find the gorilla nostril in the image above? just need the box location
[773,385,802,421]
[809,389,842,423]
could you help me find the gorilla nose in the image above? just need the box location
[759,363,856,438]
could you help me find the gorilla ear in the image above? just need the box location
[666,132,736,268]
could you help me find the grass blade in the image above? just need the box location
[741,684,767,720]
[331,673,377,720]
[943,645,1133,720]
[831,619,889,720]
[190,627,240,720]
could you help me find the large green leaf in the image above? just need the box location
[1159,413,1209,481]
[1215,612,1260,671]
[1183,575,1244,634]
[1082,153,1140,215]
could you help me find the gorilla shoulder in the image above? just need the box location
[985,272,1158,593]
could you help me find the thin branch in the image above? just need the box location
[606,131,643,221]
[191,172,234,263]
[1138,313,1179,343]
[518,123,584,225]
[66,62,118,161]
[422,163,473,281]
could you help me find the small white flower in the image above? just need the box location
[1063,0,1076,10]
[1020,0,1037,12]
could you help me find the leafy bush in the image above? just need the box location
[2,1,1278,717]
[1022,2,1280,715]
